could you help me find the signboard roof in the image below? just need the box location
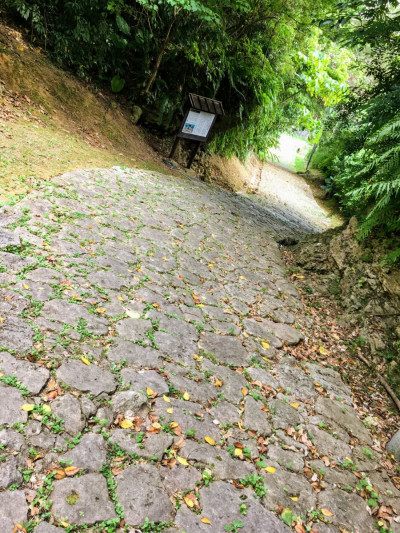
[189,93,224,116]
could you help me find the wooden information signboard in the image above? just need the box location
[170,94,224,168]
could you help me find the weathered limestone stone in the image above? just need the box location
[61,434,107,471]
[0,316,34,352]
[198,333,248,366]
[275,363,316,401]
[307,425,352,461]
[0,490,28,529]
[115,318,152,342]
[262,467,317,515]
[121,369,169,395]
[41,300,109,336]
[52,393,85,436]
[387,429,400,461]
[0,384,28,425]
[267,444,305,473]
[116,464,175,526]
[0,352,49,394]
[175,481,291,532]
[51,473,117,525]
[160,464,202,495]
[180,440,255,481]
[57,360,116,396]
[111,390,149,418]
[34,523,66,533]
[87,270,127,290]
[318,489,377,532]
[0,429,25,451]
[247,366,279,389]
[0,455,23,488]
[0,228,20,249]
[269,398,303,430]
[107,339,163,367]
[110,431,173,459]
[243,396,272,436]
[315,397,373,444]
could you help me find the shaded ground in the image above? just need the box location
[0,167,399,533]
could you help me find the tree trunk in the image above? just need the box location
[142,16,177,96]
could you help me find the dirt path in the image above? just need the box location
[0,167,397,533]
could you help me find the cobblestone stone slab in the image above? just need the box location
[0,167,386,533]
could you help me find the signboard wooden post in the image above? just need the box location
[169,94,224,168]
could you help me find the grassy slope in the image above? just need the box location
[0,22,170,205]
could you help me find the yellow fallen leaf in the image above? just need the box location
[0,317,4,323]
[242,387,248,396]
[120,419,133,429]
[117,296,125,301]
[234,448,242,456]
[162,257,168,262]
[214,380,223,387]
[134,276,140,281]
[321,508,334,517]
[193,354,200,360]
[17,45,24,51]
[238,421,244,430]
[177,456,189,466]
[167,408,174,414]
[125,309,141,319]
[169,422,179,428]
[163,395,171,403]
[21,404,35,412]
[290,402,300,409]
[184,495,195,508]
[183,392,190,401]
[42,404,51,414]
[243,333,249,338]
[319,346,329,356]
[239,276,245,279]
[146,387,156,396]
[59,522,70,528]
[204,436,215,446]
[72,295,82,301]
[95,307,106,314]
[265,466,276,473]
[13,523,27,533]
[290,496,299,501]
[314,382,321,387]
[197,304,205,308]
[261,342,270,349]
[23,284,30,290]
[81,357,91,365]
[201,517,211,524]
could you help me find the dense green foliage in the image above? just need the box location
[0,0,346,159]
[312,0,400,260]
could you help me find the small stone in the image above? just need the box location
[116,464,175,526]
[0,228,20,249]
[51,473,117,525]
[107,339,163,367]
[0,316,34,352]
[0,383,28,426]
[0,351,49,394]
[61,434,107,471]
[198,333,248,366]
[267,444,304,473]
[269,398,303,430]
[0,490,28,529]
[387,429,400,461]
[318,488,377,532]
[175,481,290,532]
[315,397,373,444]
[0,455,23,489]
[243,396,272,436]
[34,523,66,533]
[52,393,85,436]
[57,360,116,396]
[121,369,169,395]
[160,464,202,495]
[116,318,152,342]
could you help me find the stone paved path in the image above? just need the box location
[0,167,398,533]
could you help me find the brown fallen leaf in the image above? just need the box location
[64,466,81,477]
[49,468,66,480]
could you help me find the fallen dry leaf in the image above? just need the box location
[64,466,81,476]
